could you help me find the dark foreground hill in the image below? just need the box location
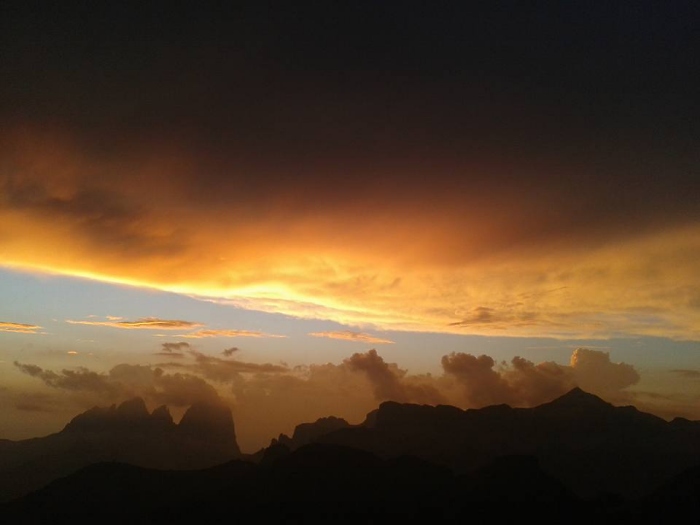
[3,442,699,524]
[0,445,606,523]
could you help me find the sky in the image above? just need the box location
[1,2,699,452]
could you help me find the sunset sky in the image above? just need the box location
[1,2,699,452]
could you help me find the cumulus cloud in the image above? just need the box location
[569,348,640,394]
[0,321,42,334]
[441,348,639,408]
[67,317,202,330]
[504,357,576,406]
[178,329,286,339]
[441,353,513,407]
[344,349,445,404]
[309,331,395,344]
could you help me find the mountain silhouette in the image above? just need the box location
[0,398,240,503]
[2,387,700,522]
[291,387,698,500]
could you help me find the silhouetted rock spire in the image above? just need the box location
[151,405,174,426]
[178,401,240,455]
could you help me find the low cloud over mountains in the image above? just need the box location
[11,347,643,451]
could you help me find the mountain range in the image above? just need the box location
[2,388,699,522]
[0,397,240,504]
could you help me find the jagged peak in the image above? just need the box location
[64,398,173,433]
[291,416,349,438]
[151,405,174,424]
[115,397,149,419]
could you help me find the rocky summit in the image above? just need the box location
[0,398,241,503]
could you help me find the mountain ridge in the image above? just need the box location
[265,387,700,499]
[0,397,241,503]
[2,387,700,509]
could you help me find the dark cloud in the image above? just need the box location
[222,347,240,357]
[449,307,495,325]
[161,342,191,352]
[14,361,220,408]
[1,2,698,342]
[188,350,288,382]
[448,307,547,331]
[2,2,697,240]
[14,362,119,395]
[14,362,44,377]
[154,341,191,357]
[1,177,186,259]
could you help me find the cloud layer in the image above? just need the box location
[2,135,699,341]
[13,346,647,452]
[1,3,699,341]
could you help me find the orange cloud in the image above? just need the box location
[66,317,202,330]
[309,331,394,344]
[178,329,286,339]
[0,321,42,334]
[2,127,700,341]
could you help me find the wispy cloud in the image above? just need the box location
[13,361,220,405]
[153,341,191,358]
[0,321,42,334]
[66,317,202,330]
[670,369,700,379]
[178,329,286,339]
[309,330,395,344]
